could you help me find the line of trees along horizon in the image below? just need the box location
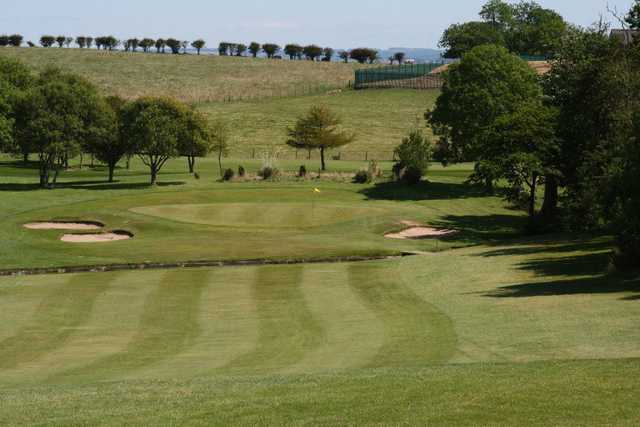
[1,33,384,63]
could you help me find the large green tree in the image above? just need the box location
[427,44,541,169]
[284,44,303,60]
[440,22,505,58]
[482,101,558,218]
[14,69,105,188]
[543,21,640,266]
[191,39,206,55]
[627,0,640,28]
[440,0,566,58]
[121,97,187,185]
[287,105,355,171]
[86,96,134,182]
[179,108,213,174]
[0,58,34,162]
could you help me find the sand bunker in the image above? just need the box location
[24,221,104,230]
[60,230,133,243]
[385,221,459,240]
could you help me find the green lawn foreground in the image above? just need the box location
[1,156,639,425]
[0,241,638,425]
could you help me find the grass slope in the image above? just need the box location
[200,89,438,159]
[0,241,639,424]
[0,47,363,103]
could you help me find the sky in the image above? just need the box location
[1,0,634,49]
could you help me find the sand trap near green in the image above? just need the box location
[130,203,383,229]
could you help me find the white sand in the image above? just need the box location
[60,233,132,243]
[24,222,103,230]
[385,221,459,240]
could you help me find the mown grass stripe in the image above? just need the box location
[288,264,385,372]
[348,261,458,367]
[0,273,116,370]
[226,265,324,372]
[55,269,209,380]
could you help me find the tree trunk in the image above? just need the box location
[79,153,83,169]
[541,176,559,220]
[126,155,131,169]
[23,153,29,164]
[51,168,59,189]
[529,174,538,218]
[188,156,195,174]
[150,165,158,185]
[218,152,223,177]
[108,162,115,183]
[320,147,326,171]
[90,154,94,168]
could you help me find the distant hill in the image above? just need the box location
[194,46,445,63]
[378,48,444,63]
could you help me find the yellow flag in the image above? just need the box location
[314,188,321,193]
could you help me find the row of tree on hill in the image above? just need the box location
[1,34,383,63]
[0,58,231,186]
[427,1,640,270]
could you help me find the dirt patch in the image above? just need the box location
[60,230,133,243]
[385,221,459,240]
[24,221,104,231]
[431,61,551,76]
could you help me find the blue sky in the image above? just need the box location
[1,0,634,49]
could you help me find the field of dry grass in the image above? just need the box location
[0,47,365,103]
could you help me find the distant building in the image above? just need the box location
[404,58,416,65]
[610,29,639,46]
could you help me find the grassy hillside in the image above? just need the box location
[200,89,439,159]
[0,47,364,103]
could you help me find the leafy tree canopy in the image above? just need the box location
[287,105,355,171]
[440,0,567,58]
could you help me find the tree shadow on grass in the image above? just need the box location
[476,237,640,300]
[359,181,498,201]
[0,180,186,192]
[430,214,527,242]
[484,275,640,299]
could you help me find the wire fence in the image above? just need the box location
[355,63,445,90]
[227,148,397,162]
[215,82,353,104]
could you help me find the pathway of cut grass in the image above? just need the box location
[0,236,638,424]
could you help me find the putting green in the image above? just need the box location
[130,203,385,229]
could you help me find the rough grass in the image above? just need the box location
[199,89,439,159]
[0,47,364,103]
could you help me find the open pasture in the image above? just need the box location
[200,89,438,159]
[0,47,364,103]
